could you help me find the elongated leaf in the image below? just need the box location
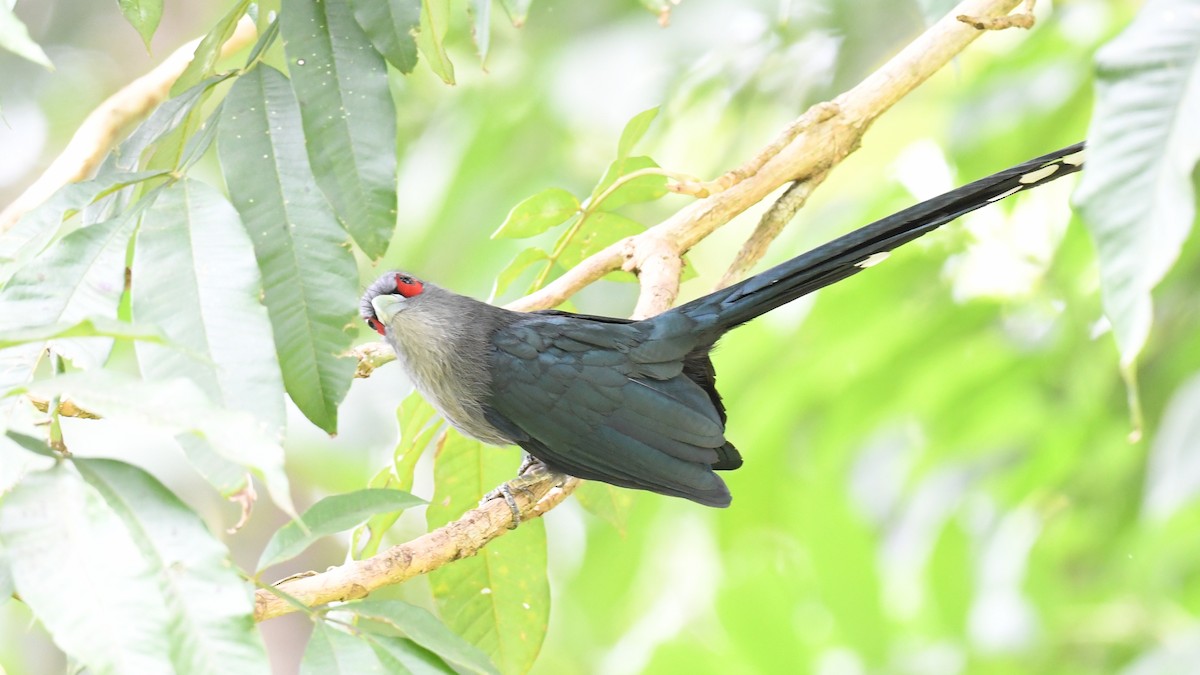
[350,0,420,73]
[75,459,269,673]
[0,462,267,673]
[302,622,387,675]
[15,371,294,515]
[356,393,442,559]
[0,3,52,68]
[173,0,253,94]
[348,599,499,675]
[492,188,580,239]
[427,432,549,674]
[0,170,165,284]
[0,546,11,606]
[573,480,634,536]
[416,0,455,83]
[0,465,174,673]
[616,106,659,160]
[132,179,286,437]
[117,0,162,50]
[469,0,491,62]
[4,431,57,458]
[491,247,549,299]
[259,488,425,569]
[0,213,139,372]
[102,75,232,176]
[368,635,455,674]
[589,155,667,210]
[556,211,644,270]
[497,0,533,27]
[218,64,358,435]
[282,0,398,259]
[0,317,165,351]
[1143,373,1200,520]
[1074,0,1200,365]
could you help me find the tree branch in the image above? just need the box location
[259,0,1031,621]
[254,475,580,622]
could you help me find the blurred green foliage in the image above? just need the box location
[3,0,1200,673]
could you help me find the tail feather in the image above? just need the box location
[676,142,1085,332]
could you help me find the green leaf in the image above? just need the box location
[0,213,140,371]
[427,432,549,674]
[491,248,549,298]
[573,480,634,536]
[173,0,253,94]
[259,488,425,570]
[282,0,399,260]
[348,599,499,675]
[75,459,269,672]
[15,372,295,516]
[367,635,455,674]
[356,393,442,559]
[469,0,491,62]
[0,3,52,69]
[131,179,286,437]
[492,188,580,239]
[1074,0,1200,366]
[616,106,659,160]
[557,211,645,270]
[0,317,166,351]
[3,431,56,458]
[1143,373,1200,520]
[218,64,359,435]
[301,622,387,675]
[350,0,420,73]
[104,75,232,175]
[117,0,163,50]
[497,0,532,27]
[416,0,455,84]
[589,155,668,210]
[0,546,12,607]
[0,171,166,285]
[0,462,267,674]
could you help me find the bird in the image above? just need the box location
[363,142,1085,516]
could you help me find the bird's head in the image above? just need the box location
[361,271,428,336]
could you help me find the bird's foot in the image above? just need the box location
[480,457,565,529]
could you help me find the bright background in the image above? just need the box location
[6,0,1200,673]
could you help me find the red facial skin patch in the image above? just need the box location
[395,274,424,297]
[367,317,386,335]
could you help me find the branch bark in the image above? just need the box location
[259,0,1031,621]
[254,475,581,622]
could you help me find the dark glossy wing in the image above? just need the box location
[486,314,740,507]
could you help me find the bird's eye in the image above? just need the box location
[366,317,386,336]
[394,274,424,298]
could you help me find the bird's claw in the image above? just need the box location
[480,457,565,529]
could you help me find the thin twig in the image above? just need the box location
[715,170,829,289]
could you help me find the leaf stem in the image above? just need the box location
[528,167,697,293]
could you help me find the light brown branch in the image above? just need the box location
[669,101,840,198]
[260,0,1032,623]
[959,0,1036,30]
[254,474,579,622]
[361,0,1028,368]
[0,16,258,234]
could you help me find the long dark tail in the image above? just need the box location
[674,142,1085,333]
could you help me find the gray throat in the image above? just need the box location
[385,286,516,446]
